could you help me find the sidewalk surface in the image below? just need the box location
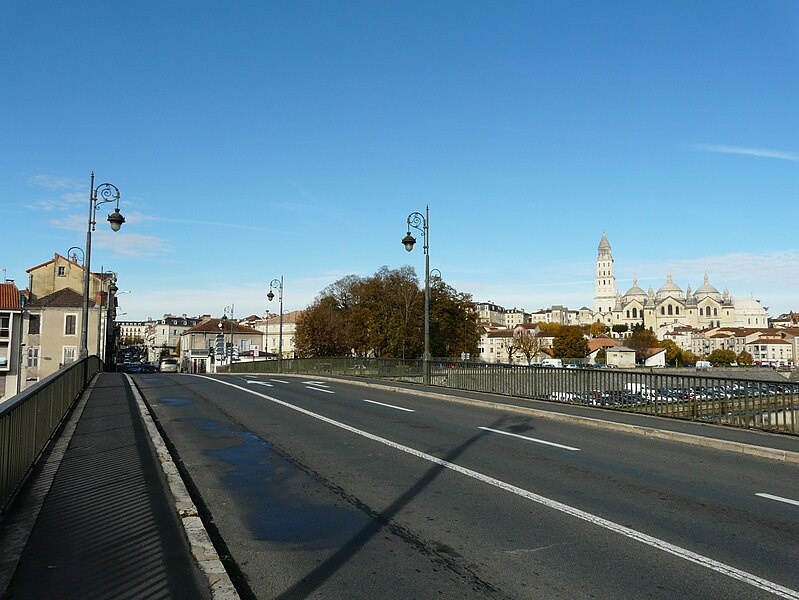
[1,372,209,600]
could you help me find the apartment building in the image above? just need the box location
[0,282,23,402]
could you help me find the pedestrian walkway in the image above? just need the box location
[0,373,210,600]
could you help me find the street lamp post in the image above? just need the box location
[80,173,125,359]
[67,246,85,266]
[267,277,284,373]
[223,305,234,365]
[402,205,430,385]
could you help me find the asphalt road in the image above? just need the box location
[133,373,799,600]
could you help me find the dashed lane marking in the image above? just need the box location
[363,399,415,412]
[478,426,580,451]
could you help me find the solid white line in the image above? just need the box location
[363,399,415,412]
[192,375,799,600]
[306,386,335,394]
[247,381,273,387]
[479,427,580,451]
[303,380,329,387]
[756,493,799,507]
[269,379,290,384]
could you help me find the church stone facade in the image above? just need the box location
[593,234,767,333]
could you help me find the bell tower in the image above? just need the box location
[594,232,617,316]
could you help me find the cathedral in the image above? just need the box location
[593,233,769,332]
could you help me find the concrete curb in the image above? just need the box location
[126,375,240,600]
[234,372,799,464]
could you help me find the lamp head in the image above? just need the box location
[267,291,275,302]
[402,232,416,252]
[107,208,125,232]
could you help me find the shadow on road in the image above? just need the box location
[275,414,527,600]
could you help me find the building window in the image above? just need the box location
[632,308,638,318]
[714,308,718,316]
[57,266,66,276]
[63,346,77,365]
[675,307,680,315]
[660,307,665,315]
[27,346,40,368]
[29,314,40,335]
[65,314,77,336]
[626,310,630,318]
[0,315,9,338]
[668,305,673,315]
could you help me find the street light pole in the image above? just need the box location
[267,277,284,373]
[402,205,430,385]
[80,173,125,359]
[223,305,234,365]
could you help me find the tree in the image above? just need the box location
[708,349,737,365]
[294,266,478,359]
[682,350,697,366]
[626,329,660,364]
[737,350,753,365]
[659,339,683,367]
[429,279,479,358]
[589,322,608,337]
[552,326,588,359]
[595,348,607,365]
[295,296,350,357]
[513,329,546,365]
[612,324,629,334]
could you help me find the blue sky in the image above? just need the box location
[2,1,798,321]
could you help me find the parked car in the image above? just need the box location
[159,358,179,373]
[140,362,158,373]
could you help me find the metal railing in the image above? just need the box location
[0,356,102,512]
[229,358,798,435]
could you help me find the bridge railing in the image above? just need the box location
[0,356,102,513]
[229,358,798,436]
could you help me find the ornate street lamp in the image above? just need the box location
[67,246,85,266]
[267,277,284,372]
[80,173,125,359]
[402,205,430,385]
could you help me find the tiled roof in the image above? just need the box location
[185,318,262,334]
[749,338,791,345]
[263,310,303,325]
[587,337,620,352]
[486,330,513,338]
[26,287,90,308]
[0,282,21,309]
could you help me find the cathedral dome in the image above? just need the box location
[656,273,683,300]
[623,277,647,299]
[694,273,722,301]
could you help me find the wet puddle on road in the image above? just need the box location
[158,397,195,407]
[179,417,367,546]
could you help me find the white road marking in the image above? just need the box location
[193,375,799,600]
[479,427,580,451]
[756,493,799,507]
[247,381,273,387]
[306,386,335,394]
[303,381,329,387]
[269,379,290,384]
[363,399,415,412]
